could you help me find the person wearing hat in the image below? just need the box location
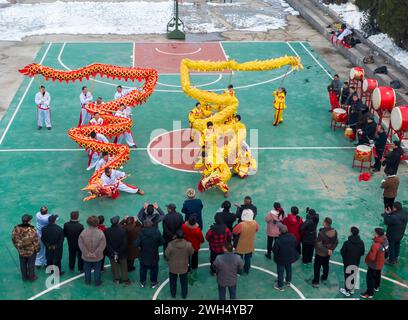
[78,216,106,286]
[63,211,84,272]
[272,224,299,291]
[181,188,204,230]
[165,229,194,299]
[232,209,259,274]
[12,214,41,281]
[361,228,388,299]
[105,216,131,285]
[41,214,65,276]
[162,204,184,253]
[35,206,50,268]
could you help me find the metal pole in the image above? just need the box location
[175,0,179,31]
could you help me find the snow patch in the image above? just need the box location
[325,2,364,29]
[369,33,408,70]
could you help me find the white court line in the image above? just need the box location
[299,42,334,80]
[286,41,300,57]
[27,248,408,300]
[0,42,53,145]
[0,146,356,153]
[155,47,202,56]
[157,74,223,88]
[152,262,306,300]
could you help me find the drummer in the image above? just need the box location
[357,115,377,146]
[371,126,387,172]
[347,94,362,134]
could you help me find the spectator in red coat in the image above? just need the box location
[283,206,303,254]
[206,215,232,275]
[360,228,388,299]
[182,216,204,272]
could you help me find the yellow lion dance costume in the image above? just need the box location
[180,57,302,196]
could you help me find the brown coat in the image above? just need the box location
[120,220,142,260]
[165,239,194,274]
[233,220,259,254]
[381,175,400,198]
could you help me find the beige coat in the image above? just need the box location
[381,175,400,198]
[233,220,259,254]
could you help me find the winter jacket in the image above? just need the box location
[134,226,164,266]
[163,211,184,243]
[182,199,204,230]
[213,252,244,287]
[384,148,404,175]
[264,210,284,238]
[63,220,84,250]
[137,207,165,227]
[12,224,41,257]
[374,132,387,153]
[215,210,237,232]
[181,222,204,251]
[41,223,64,261]
[282,214,303,244]
[340,235,365,266]
[165,239,194,274]
[236,204,257,222]
[78,227,106,262]
[105,224,128,260]
[206,223,232,254]
[383,208,408,242]
[365,235,388,270]
[233,220,259,254]
[331,79,342,94]
[315,227,338,257]
[120,219,142,260]
[360,121,377,144]
[272,233,299,265]
[381,175,400,198]
[299,212,319,245]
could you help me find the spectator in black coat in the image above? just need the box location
[299,208,319,264]
[134,220,164,288]
[105,216,130,285]
[339,226,365,297]
[138,203,165,228]
[383,140,404,175]
[41,215,64,276]
[358,116,377,145]
[272,224,299,291]
[63,211,84,272]
[163,203,184,252]
[234,196,257,222]
[382,202,408,265]
[215,201,237,232]
[372,126,387,172]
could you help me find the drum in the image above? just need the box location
[354,145,372,162]
[332,108,347,122]
[372,87,396,111]
[390,106,408,131]
[344,127,354,139]
[350,67,364,81]
[363,78,378,92]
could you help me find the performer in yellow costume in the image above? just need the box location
[189,102,212,141]
[273,87,287,126]
[233,141,257,178]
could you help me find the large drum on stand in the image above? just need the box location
[372,87,396,111]
[390,106,408,131]
[363,78,378,93]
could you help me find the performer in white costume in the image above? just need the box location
[101,167,144,195]
[95,151,113,171]
[114,103,137,148]
[79,86,93,126]
[86,131,109,171]
[35,86,52,130]
[89,112,104,125]
[114,85,133,100]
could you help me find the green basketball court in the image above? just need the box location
[0,41,406,300]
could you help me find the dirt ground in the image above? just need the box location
[0,3,353,118]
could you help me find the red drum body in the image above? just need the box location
[332,108,347,122]
[372,87,396,111]
[363,78,378,92]
[390,106,408,131]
